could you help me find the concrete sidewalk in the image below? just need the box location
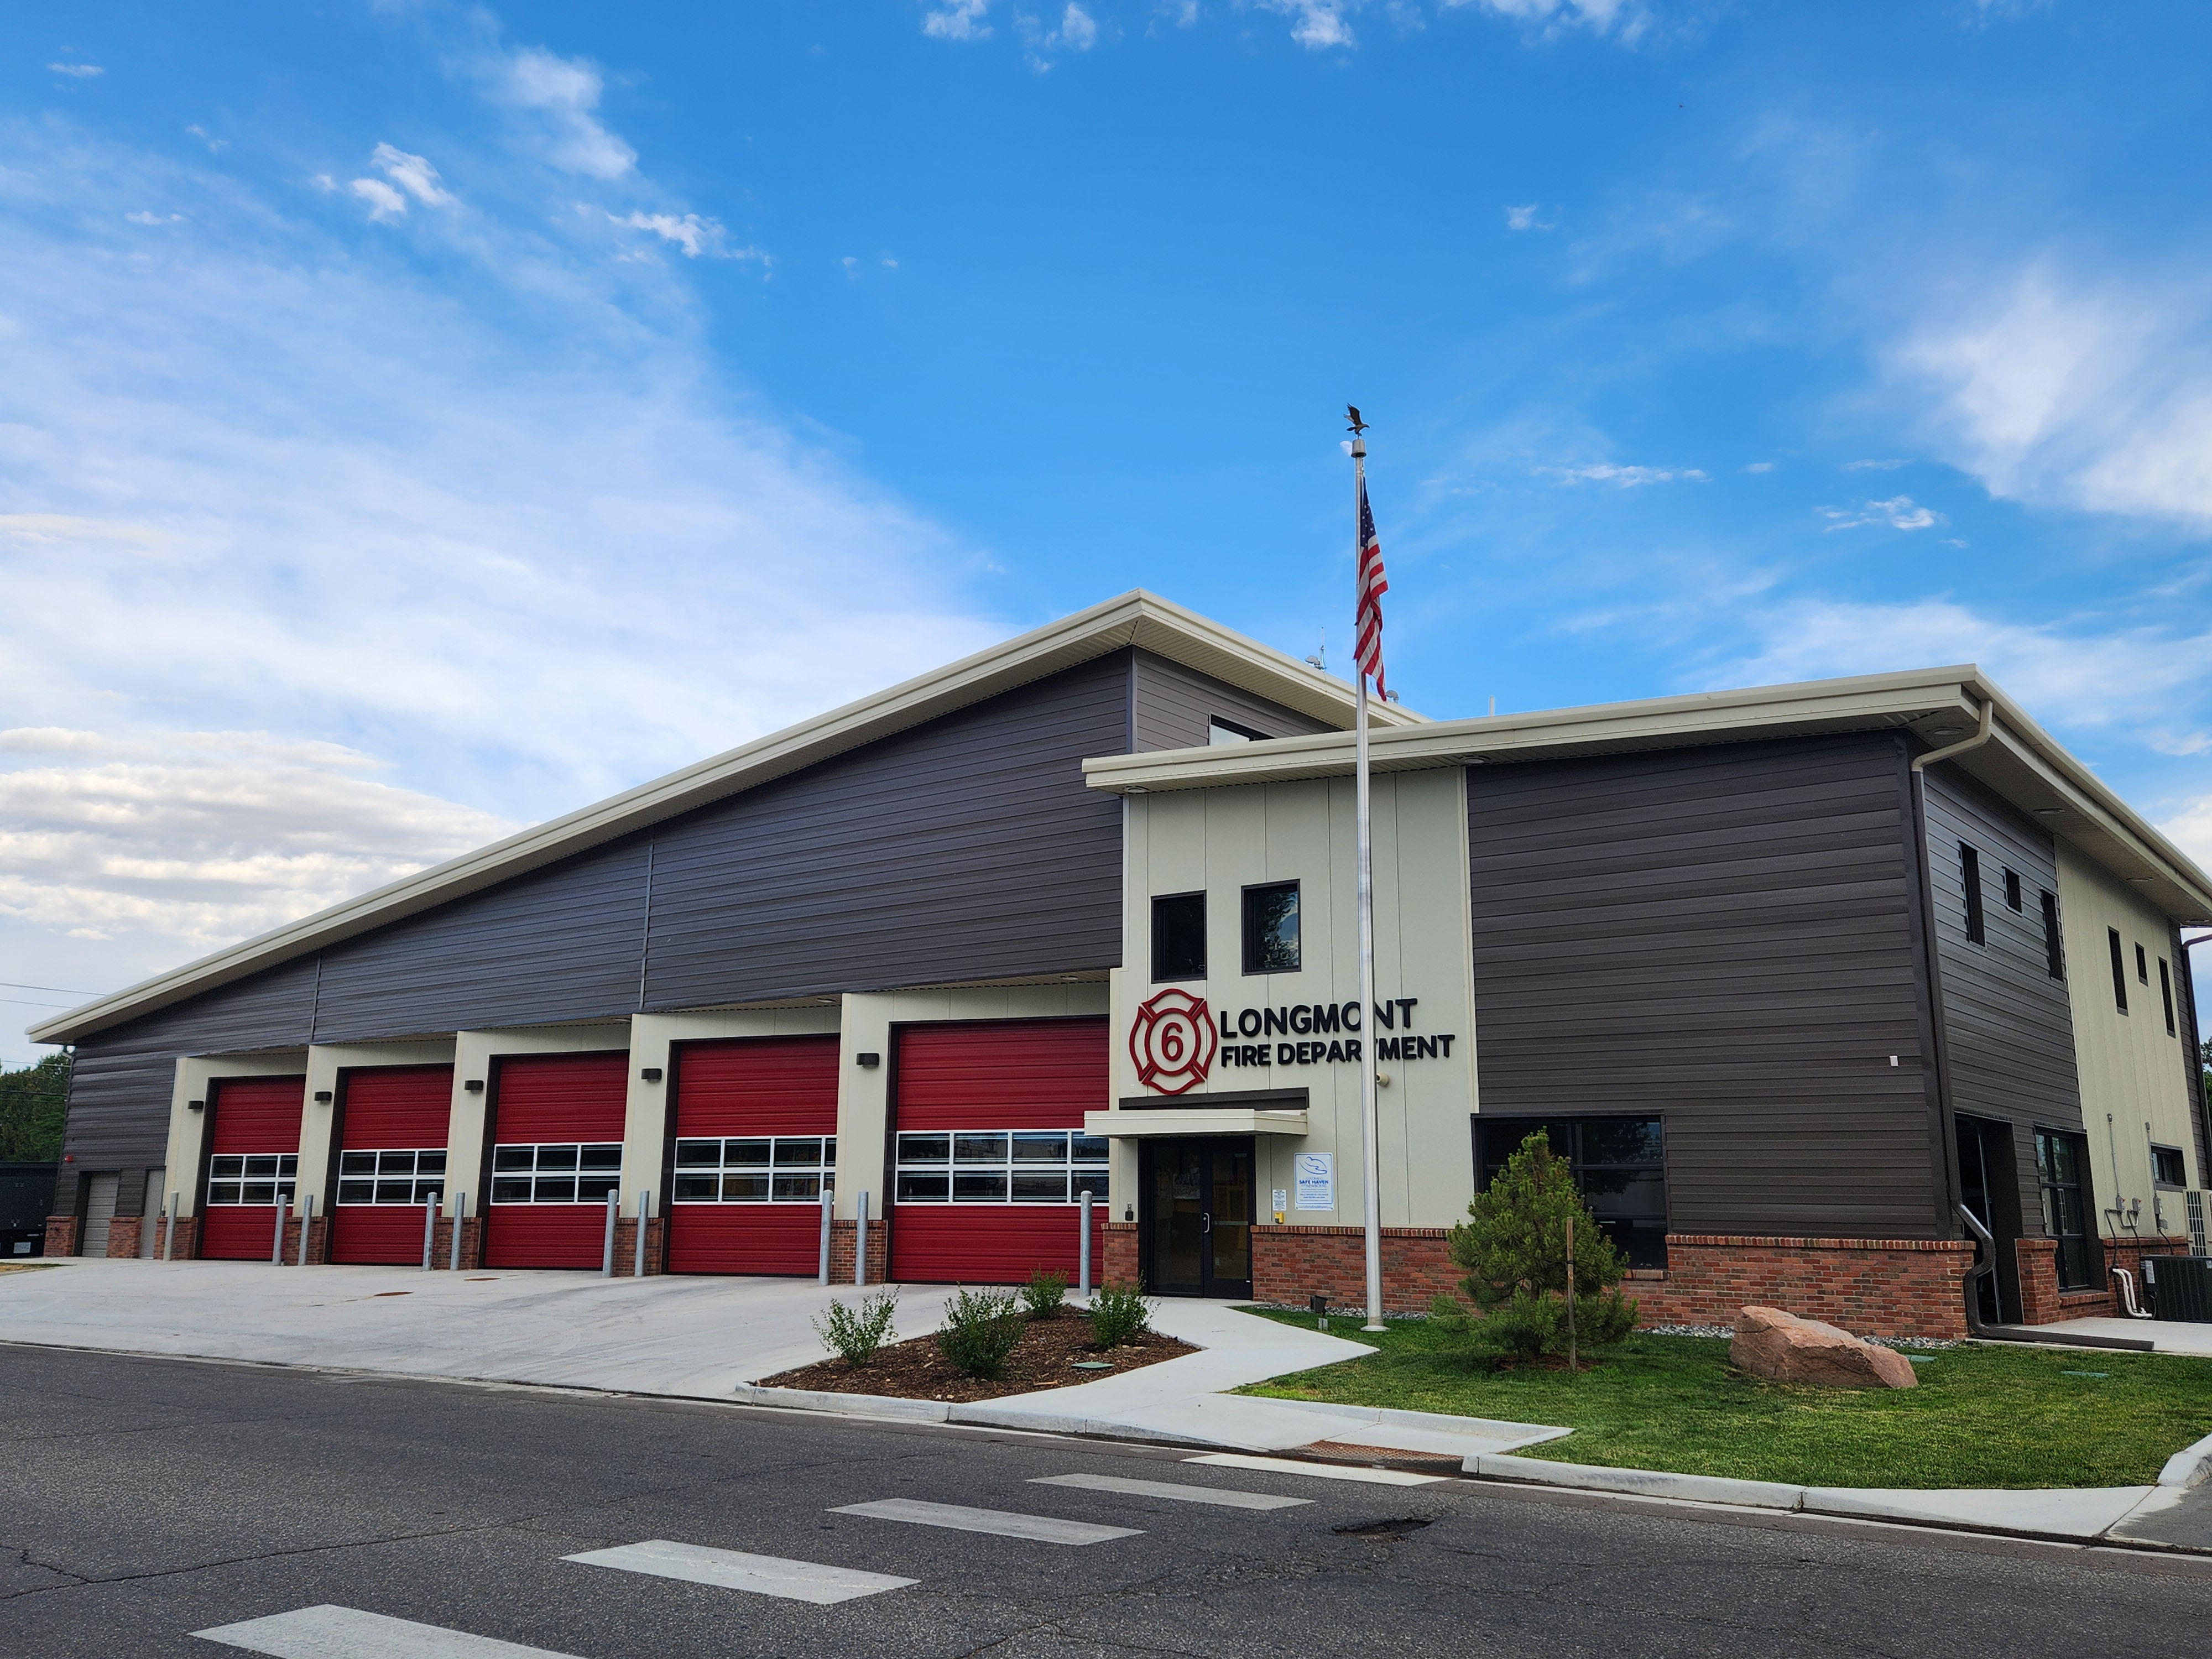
[2036,1315,2212,1357]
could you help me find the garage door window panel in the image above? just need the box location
[491,1144,623,1203]
[671,1136,832,1203]
[337,1149,445,1207]
[897,1129,1108,1205]
[206,1154,298,1207]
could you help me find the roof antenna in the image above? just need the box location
[1306,630,1327,672]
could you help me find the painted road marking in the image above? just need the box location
[1029,1474,1312,1511]
[833,1498,1141,1545]
[564,1539,915,1604]
[1187,1452,1446,1487]
[194,1604,585,1658]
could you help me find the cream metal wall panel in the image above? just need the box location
[1468,735,1939,1237]
[1129,649,1335,752]
[1114,771,1479,1229]
[160,1050,312,1218]
[641,657,1130,1011]
[297,1040,458,1215]
[2056,841,2204,1234]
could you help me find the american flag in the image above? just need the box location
[1354,476,1389,700]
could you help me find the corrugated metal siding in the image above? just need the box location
[1921,765,2084,1234]
[338,1066,453,1149]
[1468,734,1942,1238]
[892,1205,1107,1285]
[674,1037,839,1137]
[489,1053,629,1144]
[209,1077,306,1154]
[60,956,318,1176]
[1129,649,1336,752]
[893,1018,1110,1130]
[643,655,1130,1009]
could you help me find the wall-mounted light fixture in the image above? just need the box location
[855,1052,881,1068]
[312,1090,334,1104]
[186,1099,205,1112]
[639,1067,663,1083]
[463,1079,485,1093]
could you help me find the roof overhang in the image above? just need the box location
[1085,664,2212,924]
[32,591,1422,1047]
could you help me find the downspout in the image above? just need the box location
[1910,696,1998,1334]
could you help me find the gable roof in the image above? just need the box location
[32,592,1420,1046]
[1082,663,2212,923]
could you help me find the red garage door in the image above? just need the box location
[200,1076,305,1260]
[483,1052,628,1270]
[889,1019,1109,1284]
[667,1036,839,1276]
[331,1065,453,1265]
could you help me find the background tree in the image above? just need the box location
[0,1052,71,1162]
[1440,1128,1636,1364]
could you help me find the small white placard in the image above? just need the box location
[1271,1188,1287,1216]
[1293,1152,1334,1212]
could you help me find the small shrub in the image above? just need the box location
[812,1289,900,1369]
[1088,1280,1155,1348]
[937,1287,1027,1379]
[1021,1267,1069,1321]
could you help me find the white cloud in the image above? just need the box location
[1059,4,1100,48]
[124,211,182,226]
[48,62,102,77]
[1264,0,1355,48]
[1544,462,1708,486]
[1894,265,2212,526]
[2163,797,2212,875]
[1817,494,1942,531]
[185,123,227,153]
[1449,0,1647,42]
[611,210,763,264]
[310,173,337,192]
[1020,2,1100,65]
[493,48,637,179]
[349,176,408,220]
[1505,204,1557,232]
[0,731,513,950]
[924,0,994,39]
[1844,457,1908,471]
[371,143,455,207]
[1743,461,1775,473]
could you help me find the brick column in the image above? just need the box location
[1101,1221,1138,1287]
[826,1218,890,1285]
[607,1216,667,1277]
[44,1215,79,1258]
[105,1217,143,1259]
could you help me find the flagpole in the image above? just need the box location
[1352,433,1385,1333]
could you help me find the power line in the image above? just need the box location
[0,980,104,997]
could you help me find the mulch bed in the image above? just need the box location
[761,1311,1196,1404]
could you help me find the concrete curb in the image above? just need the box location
[727,1383,1225,1447]
[1473,1453,1806,1511]
[2157,1429,2212,1489]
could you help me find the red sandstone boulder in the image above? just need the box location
[1729,1306,1917,1389]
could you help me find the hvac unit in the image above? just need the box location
[2141,1254,2212,1324]
[2189,1189,2208,1256]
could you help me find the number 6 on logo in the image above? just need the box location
[1130,987,1218,1095]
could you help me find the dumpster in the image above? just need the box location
[0,1162,57,1258]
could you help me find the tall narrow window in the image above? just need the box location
[2159,958,2177,1036]
[2040,890,2064,980]
[2136,942,2150,984]
[1241,881,1301,974]
[2035,1128,2094,1291]
[2109,928,2129,1013]
[1151,893,1207,981]
[1959,843,1985,944]
[2003,868,2022,911]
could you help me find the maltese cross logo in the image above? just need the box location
[1129,987,1218,1095]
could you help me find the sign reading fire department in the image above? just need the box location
[1128,987,1219,1095]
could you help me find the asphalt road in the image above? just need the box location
[4,1343,2210,1658]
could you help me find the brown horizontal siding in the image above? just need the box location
[1129,649,1335,752]
[1469,733,1941,1238]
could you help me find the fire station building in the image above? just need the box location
[33,592,2212,1337]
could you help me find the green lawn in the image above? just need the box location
[1235,1310,2212,1489]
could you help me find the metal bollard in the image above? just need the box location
[163,1193,179,1261]
[817,1185,833,1285]
[271,1197,289,1264]
[633,1189,650,1279]
[1079,1188,1093,1297]
[297,1193,313,1266]
[422,1194,438,1270]
[601,1188,618,1277]
[854,1190,869,1287]
[449,1192,466,1271]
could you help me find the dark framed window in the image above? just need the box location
[2034,1128,2093,1291]
[2003,868,2022,911]
[1241,881,1301,974]
[489,1142,621,1204]
[1208,717,1266,747]
[2040,890,2064,980]
[2136,942,2150,984]
[1151,893,1207,980]
[2153,1145,2187,1190]
[2109,928,2129,1013]
[336,1148,446,1207]
[1474,1117,1667,1269]
[1959,843,1985,944]
[2160,958,2177,1036]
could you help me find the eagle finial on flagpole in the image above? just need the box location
[1345,404,1368,436]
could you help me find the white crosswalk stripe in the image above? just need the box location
[1029,1473,1312,1510]
[564,1539,915,1604]
[833,1498,1141,1544]
[194,1604,586,1658]
[1187,1452,1446,1487]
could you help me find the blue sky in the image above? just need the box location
[3,0,2210,1057]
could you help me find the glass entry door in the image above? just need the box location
[1140,1137,1254,1299]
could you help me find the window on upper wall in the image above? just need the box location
[2109,928,2130,1013]
[2136,942,2150,984]
[2034,1128,2095,1291]
[1208,717,1266,746]
[1242,881,1301,974]
[1151,892,1207,981]
[2041,891,2065,980]
[2159,958,2177,1036]
[2153,1144,2187,1190]
[1959,843,1985,944]
[2004,868,2023,911]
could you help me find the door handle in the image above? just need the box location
[1201,1212,1211,1235]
